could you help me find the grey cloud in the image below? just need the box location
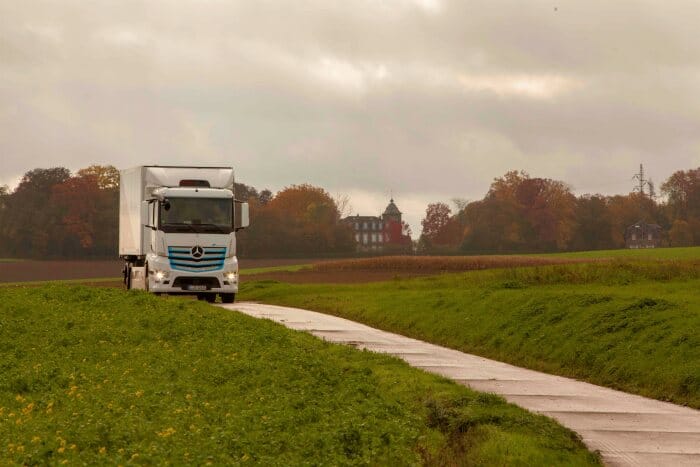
[3,0,700,233]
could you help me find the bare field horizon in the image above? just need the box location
[0,258,319,283]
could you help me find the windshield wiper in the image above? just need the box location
[162,222,198,232]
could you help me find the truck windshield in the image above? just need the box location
[160,197,232,234]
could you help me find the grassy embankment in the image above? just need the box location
[0,285,598,465]
[242,260,700,409]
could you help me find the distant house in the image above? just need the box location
[341,198,412,253]
[625,221,662,248]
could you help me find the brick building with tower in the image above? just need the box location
[342,198,412,253]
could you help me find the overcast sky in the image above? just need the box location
[3,0,700,233]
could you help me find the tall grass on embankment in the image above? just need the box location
[0,285,598,465]
[242,261,700,409]
[313,255,591,273]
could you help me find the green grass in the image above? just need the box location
[242,261,700,409]
[537,246,700,260]
[0,285,597,465]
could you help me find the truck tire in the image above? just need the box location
[204,294,216,303]
[221,293,235,304]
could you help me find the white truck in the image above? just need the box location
[119,166,249,303]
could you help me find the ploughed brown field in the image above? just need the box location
[0,260,124,283]
[0,255,596,286]
[0,258,315,284]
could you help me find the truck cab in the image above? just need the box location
[119,166,249,303]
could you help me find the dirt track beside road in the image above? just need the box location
[0,258,321,284]
[0,260,123,283]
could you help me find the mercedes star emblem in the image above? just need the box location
[191,245,204,258]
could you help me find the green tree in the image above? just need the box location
[661,168,700,220]
[4,168,71,257]
[669,219,694,247]
[571,195,614,251]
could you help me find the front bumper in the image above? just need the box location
[146,255,239,294]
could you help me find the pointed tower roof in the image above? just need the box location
[383,198,402,216]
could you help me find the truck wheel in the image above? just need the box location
[144,264,149,292]
[125,265,132,290]
[221,293,235,304]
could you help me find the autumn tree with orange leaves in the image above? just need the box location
[238,184,355,257]
[419,202,462,251]
[456,171,577,253]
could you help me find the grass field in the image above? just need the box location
[0,285,598,465]
[313,255,587,273]
[242,261,700,409]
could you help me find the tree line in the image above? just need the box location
[5,165,700,259]
[0,166,354,259]
[418,168,700,253]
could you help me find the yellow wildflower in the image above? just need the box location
[15,395,25,403]
[31,436,41,444]
[134,390,144,398]
[22,402,34,415]
[58,447,65,454]
[156,427,176,438]
[99,447,107,454]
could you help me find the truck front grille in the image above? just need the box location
[167,246,226,272]
[172,277,221,290]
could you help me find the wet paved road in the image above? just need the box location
[221,302,700,466]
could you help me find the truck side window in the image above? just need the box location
[147,201,156,228]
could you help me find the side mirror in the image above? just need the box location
[234,201,249,231]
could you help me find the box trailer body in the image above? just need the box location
[119,166,248,303]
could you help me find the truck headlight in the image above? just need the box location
[224,271,237,282]
[154,270,169,281]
